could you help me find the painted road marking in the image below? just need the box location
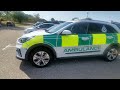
[2,44,16,51]
[2,44,11,51]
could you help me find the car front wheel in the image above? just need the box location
[30,48,53,68]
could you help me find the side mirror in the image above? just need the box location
[62,30,72,35]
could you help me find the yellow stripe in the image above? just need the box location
[62,35,78,47]
[22,35,43,48]
[92,34,106,45]
[117,34,120,43]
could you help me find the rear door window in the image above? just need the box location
[104,25,117,33]
[88,23,103,34]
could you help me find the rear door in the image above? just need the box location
[87,22,118,55]
[87,23,106,54]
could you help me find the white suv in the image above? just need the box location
[16,19,120,67]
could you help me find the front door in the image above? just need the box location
[56,22,92,58]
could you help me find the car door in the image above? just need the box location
[87,22,108,55]
[56,22,92,58]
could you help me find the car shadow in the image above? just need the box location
[19,56,107,79]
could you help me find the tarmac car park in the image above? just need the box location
[16,19,120,68]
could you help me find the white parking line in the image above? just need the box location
[2,44,11,51]
[2,44,16,51]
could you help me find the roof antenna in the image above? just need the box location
[87,12,89,18]
[85,12,92,20]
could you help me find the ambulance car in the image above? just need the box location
[16,19,120,67]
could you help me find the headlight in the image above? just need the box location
[18,36,34,43]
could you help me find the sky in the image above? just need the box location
[23,11,120,22]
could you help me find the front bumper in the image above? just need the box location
[16,44,27,60]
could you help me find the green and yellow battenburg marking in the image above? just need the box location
[22,33,120,49]
[22,36,44,48]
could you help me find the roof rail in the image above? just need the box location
[81,18,92,20]
[81,19,110,23]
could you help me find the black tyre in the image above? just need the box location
[29,48,53,68]
[104,46,119,61]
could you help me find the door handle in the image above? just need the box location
[82,37,90,41]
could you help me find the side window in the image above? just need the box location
[39,24,47,28]
[40,24,53,28]
[88,23,103,34]
[66,22,88,34]
[46,24,54,28]
[105,25,117,33]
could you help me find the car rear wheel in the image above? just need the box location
[104,46,119,61]
[30,48,53,68]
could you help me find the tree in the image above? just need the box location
[34,13,40,22]
[27,14,35,22]
[2,11,13,20]
[0,12,2,23]
[12,11,27,23]
[0,11,47,24]
[0,12,2,17]
[39,18,47,22]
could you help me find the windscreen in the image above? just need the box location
[48,22,72,33]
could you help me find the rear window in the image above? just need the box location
[88,23,117,34]
[113,23,120,29]
[105,25,117,33]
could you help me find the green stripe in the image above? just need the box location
[106,33,118,44]
[44,35,57,47]
[106,33,114,44]
[114,34,118,43]
[112,33,118,43]
[90,34,93,45]
[57,35,62,47]
[78,34,92,45]
[22,33,120,49]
